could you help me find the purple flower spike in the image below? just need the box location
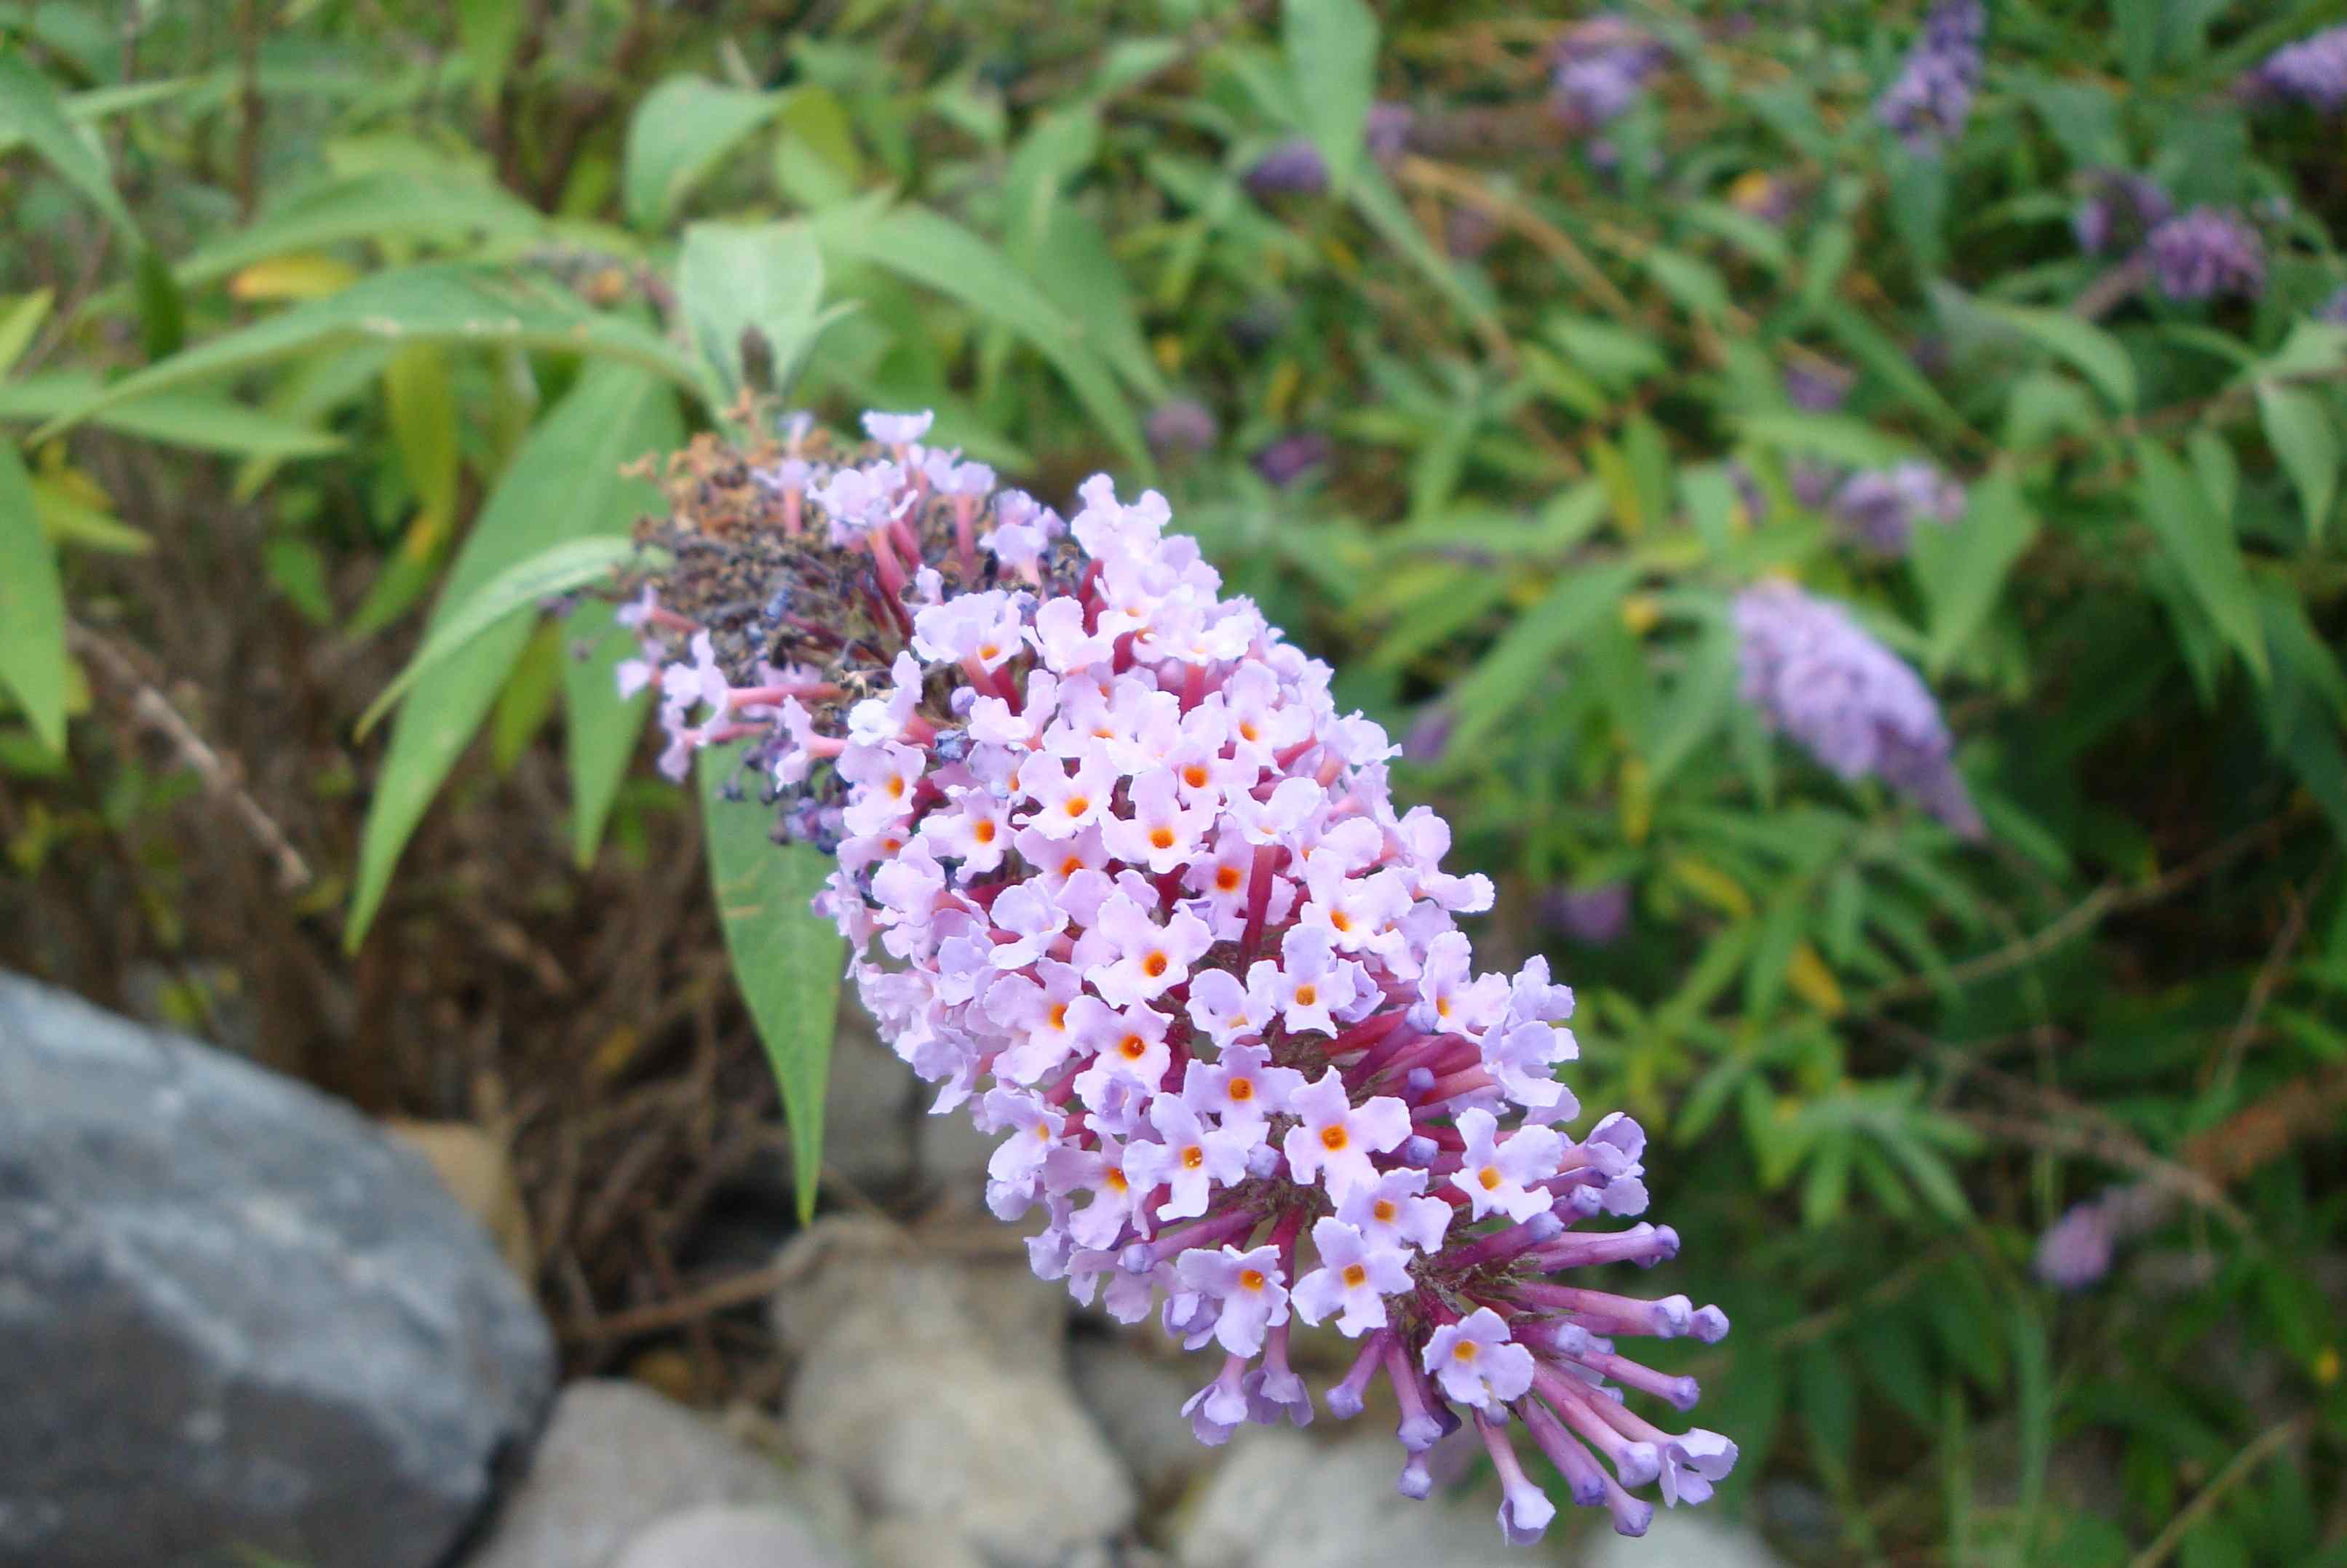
[1145,399,1220,457]
[1831,462,1967,556]
[1252,431,1332,487]
[1875,0,1985,152]
[1548,16,1670,130]
[2072,170,2172,257]
[1734,581,1983,837]
[612,412,1742,1545]
[2244,25,2347,113]
[2148,208,2266,302]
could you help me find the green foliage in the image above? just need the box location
[5,2,2346,1558]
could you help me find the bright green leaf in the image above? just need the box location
[346,365,680,948]
[0,441,68,752]
[1915,469,2036,672]
[2134,437,2268,683]
[33,266,705,442]
[1283,0,1378,197]
[2257,381,2338,542]
[0,49,140,242]
[0,372,346,457]
[698,739,844,1220]
[562,599,649,868]
[623,75,785,231]
[678,220,829,405]
[1976,299,2137,410]
[174,170,543,287]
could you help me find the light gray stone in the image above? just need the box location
[0,972,552,1568]
[462,1381,795,1568]
[610,1503,848,1568]
[771,1217,1135,1565]
[1068,1338,1215,1499]
[817,1003,918,1193]
[1581,1510,1788,1568]
[1172,1430,1520,1568]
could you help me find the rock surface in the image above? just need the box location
[387,1118,536,1278]
[0,972,553,1568]
[771,1217,1136,1564]
[1581,1510,1789,1568]
[461,1380,809,1568]
[609,1503,849,1568]
[1068,1337,1215,1500]
[1172,1430,1521,1568]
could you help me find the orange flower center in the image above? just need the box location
[886,776,906,799]
[1064,795,1090,817]
[1181,1145,1205,1171]
[1214,866,1243,892]
[1227,1078,1255,1102]
[1293,984,1317,1006]
[1329,910,1354,933]
[1048,1003,1069,1032]
[1319,1124,1349,1152]
[973,819,996,844]
[1105,1167,1128,1193]
[1372,1198,1397,1223]
[1239,1268,1266,1292]
[1118,1035,1147,1061]
[1478,1166,1503,1191]
[1149,827,1176,851]
[1060,856,1084,877]
[1453,1340,1480,1362]
[1142,952,1169,979]
[1183,765,1210,789]
[1342,1263,1367,1289]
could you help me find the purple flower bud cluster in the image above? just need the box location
[2244,25,2347,114]
[2146,207,2267,303]
[2072,170,2172,257]
[1733,581,1982,837]
[2033,1182,2172,1289]
[1146,399,1221,458]
[1252,431,1333,487]
[1830,462,1967,555]
[1783,360,1855,413]
[615,410,1740,1545]
[1244,103,1418,198]
[1540,883,1632,950]
[1874,0,1985,152]
[1548,17,1671,131]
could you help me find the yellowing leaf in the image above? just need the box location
[229,253,362,302]
[1619,755,1653,846]
[1667,853,1754,918]
[1785,942,1846,1016]
[1619,592,1661,635]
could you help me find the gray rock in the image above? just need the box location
[462,1381,796,1568]
[771,1217,1135,1565]
[1068,1338,1214,1499]
[1172,1430,1519,1568]
[817,1003,918,1194]
[0,972,552,1568]
[610,1503,848,1568]
[1581,1511,1788,1568]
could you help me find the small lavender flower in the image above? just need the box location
[2072,170,2172,257]
[1733,581,1982,836]
[1549,17,1670,130]
[1784,361,1854,413]
[1540,883,1632,948]
[1831,463,1966,555]
[1245,102,1417,197]
[2147,207,2266,302]
[2318,286,2347,325]
[2033,1182,2174,1289]
[1252,431,1332,487]
[1145,399,1220,458]
[1874,0,1986,153]
[2244,25,2347,114]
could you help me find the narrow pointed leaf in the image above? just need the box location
[0,441,68,752]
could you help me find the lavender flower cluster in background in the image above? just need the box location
[2072,169,2172,258]
[2318,286,2347,325]
[2033,1182,2175,1290]
[1733,582,1982,837]
[2147,207,2267,303]
[1874,0,1985,153]
[1244,103,1418,198]
[1831,463,1966,555]
[2244,24,2347,114]
[1548,16,1670,131]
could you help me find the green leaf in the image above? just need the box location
[346,365,680,949]
[1739,410,1917,469]
[0,49,139,242]
[1283,0,1378,198]
[698,740,844,1220]
[2134,437,2268,682]
[0,289,52,376]
[812,198,1145,464]
[1914,469,2036,672]
[174,170,543,287]
[0,372,346,457]
[0,441,68,753]
[1346,164,1504,341]
[354,533,651,739]
[488,619,564,772]
[678,220,829,405]
[134,245,186,362]
[32,266,705,442]
[1643,247,1731,320]
[385,345,461,524]
[562,599,649,868]
[1440,561,1640,763]
[1975,300,2137,411]
[2257,381,2338,543]
[456,0,525,107]
[623,75,785,231]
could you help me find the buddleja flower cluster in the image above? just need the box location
[614,412,1736,1543]
[2244,24,2347,114]
[1874,0,1985,152]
